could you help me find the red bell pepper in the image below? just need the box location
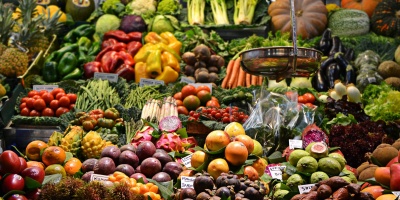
[103,30,131,43]
[118,51,135,66]
[115,64,135,82]
[83,61,101,78]
[95,43,127,62]
[101,38,118,50]
[127,41,142,58]
[390,163,400,191]
[127,32,142,42]
[100,51,119,73]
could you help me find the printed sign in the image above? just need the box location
[189,83,213,94]
[139,78,165,87]
[392,191,400,197]
[268,166,286,180]
[180,76,195,84]
[298,184,316,194]
[181,154,193,168]
[94,72,118,83]
[90,174,109,182]
[289,139,303,150]
[32,85,58,92]
[181,176,196,189]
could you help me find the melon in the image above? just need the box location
[328,9,370,37]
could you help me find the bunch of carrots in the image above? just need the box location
[221,57,264,89]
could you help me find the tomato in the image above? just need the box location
[39,90,48,96]
[20,107,30,116]
[298,95,307,104]
[30,110,41,117]
[181,85,197,99]
[25,98,35,109]
[173,92,183,101]
[49,100,59,111]
[215,112,222,119]
[222,116,230,123]
[0,150,21,174]
[27,90,39,98]
[206,100,220,108]
[20,97,29,103]
[32,95,42,100]
[55,92,66,100]
[1,174,25,193]
[211,96,219,102]
[41,92,54,105]
[303,93,316,104]
[55,107,69,117]
[41,108,54,117]
[69,104,75,110]
[66,93,77,103]
[177,106,189,115]
[19,102,27,110]
[305,103,315,108]
[58,96,70,108]
[33,99,46,111]
[195,85,211,94]
[50,88,65,98]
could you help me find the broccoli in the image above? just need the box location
[187,0,205,25]
[127,0,157,15]
[102,0,125,15]
[157,0,181,14]
[233,0,259,25]
[208,0,230,25]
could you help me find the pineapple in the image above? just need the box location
[0,1,16,47]
[0,47,29,77]
[81,131,109,159]
[60,126,84,157]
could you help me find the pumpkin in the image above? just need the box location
[341,0,382,18]
[370,0,400,37]
[268,0,328,39]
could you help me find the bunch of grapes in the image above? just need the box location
[188,106,249,123]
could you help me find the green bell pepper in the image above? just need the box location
[88,41,101,56]
[77,36,92,52]
[78,48,89,65]
[42,61,59,82]
[63,24,95,43]
[57,52,78,76]
[52,43,79,62]
[62,68,83,80]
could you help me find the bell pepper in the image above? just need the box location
[390,163,400,191]
[160,32,182,55]
[100,51,118,73]
[116,64,135,82]
[78,48,89,65]
[127,32,142,42]
[127,41,142,58]
[135,62,150,83]
[104,108,120,120]
[83,61,101,78]
[77,36,92,52]
[156,43,181,62]
[95,43,127,62]
[79,114,98,131]
[146,49,162,78]
[103,30,130,43]
[62,68,83,80]
[156,66,179,84]
[133,43,158,63]
[118,51,135,67]
[42,61,59,82]
[64,24,95,43]
[57,52,78,76]
[161,51,180,72]
[52,44,79,62]
[97,118,115,129]
[89,109,104,120]
[144,32,168,44]
[101,38,118,50]
[88,41,101,56]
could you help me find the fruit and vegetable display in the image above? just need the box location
[2,0,400,199]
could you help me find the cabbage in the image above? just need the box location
[95,14,121,35]
[149,15,180,34]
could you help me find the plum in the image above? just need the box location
[115,164,135,176]
[136,141,156,161]
[140,157,161,178]
[94,157,116,175]
[162,162,183,180]
[152,172,171,182]
[119,150,139,168]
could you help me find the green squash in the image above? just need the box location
[328,9,370,37]
[371,0,400,37]
[65,0,95,22]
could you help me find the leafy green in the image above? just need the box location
[227,34,265,58]
[201,120,228,130]
[364,90,400,122]
[11,115,62,126]
[323,113,357,134]
[114,104,142,122]
[362,82,393,105]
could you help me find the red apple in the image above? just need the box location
[25,188,41,200]
[0,151,21,174]
[7,194,28,200]
[20,167,45,184]
[1,174,25,193]
[19,157,27,173]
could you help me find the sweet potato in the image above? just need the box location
[355,192,374,200]
[332,188,349,200]
[345,183,361,194]
[291,193,307,200]
[317,184,333,199]
[302,191,318,200]
[310,185,318,192]
[319,176,349,191]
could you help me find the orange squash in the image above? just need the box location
[268,0,328,39]
[341,0,382,18]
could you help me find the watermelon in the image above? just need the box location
[328,9,370,37]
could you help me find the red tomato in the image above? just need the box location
[19,102,27,110]
[41,92,54,105]
[33,99,46,111]
[41,108,54,117]
[211,96,219,102]
[195,85,211,94]
[55,107,69,117]
[69,104,75,110]
[173,92,183,101]
[55,92,66,100]
[27,90,39,98]
[20,97,29,103]
[39,90,48,96]
[30,110,41,117]
[32,95,42,100]
[58,96,70,108]
[303,93,316,104]
[20,107,30,116]
[181,85,197,99]
[49,100,59,111]
[177,106,189,115]
[206,100,220,108]
[66,93,77,104]
[25,98,35,109]
[305,103,315,108]
[50,88,65,98]
[298,95,307,104]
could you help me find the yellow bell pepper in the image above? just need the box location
[156,66,179,84]
[155,43,181,62]
[161,51,180,72]
[134,43,158,63]
[134,62,150,83]
[144,32,168,44]
[146,49,162,78]
[160,32,182,55]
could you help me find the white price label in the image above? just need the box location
[90,174,110,182]
[32,85,58,92]
[298,184,316,194]
[289,139,303,150]
[181,176,196,189]
[268,166,286,172]
[181,154,193,168]
[189,83,213,94]
[180,76,195,84]
[139,78,165,87]
[392,191,400,197]
[268,166,285,180]
[367,77,377,83]
[94,72,118,83]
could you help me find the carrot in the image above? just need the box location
[221,59,234,88]
[228,58,241,88]
[232,74,239,88]
[251,75,258,86]
[245,73,251,87]
[237,67,246,87]
[258,76,264,86]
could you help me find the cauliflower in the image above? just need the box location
[127,0,157,15]
[157,0,181,14]
[102,0,125,15]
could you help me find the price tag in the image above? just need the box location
[94,72,118,83]
[181,76,195,84]
[392,191,400,197]
[367,77,377,83]
[181,176,196,189]
[139,78,165,87]
[268,166,286,180]
[181,154,193,168]
[189,83,213,94]
[289,139,303,150]
[90,174,110,182]
[33,85,58,92]
[298,184,316,194]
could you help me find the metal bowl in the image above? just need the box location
[240,47,323,81]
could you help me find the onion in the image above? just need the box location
[328,89,341,101]
[334,80,346,97]
[346,84,362,103]
[318,94,329,103]
[289,77,312,88]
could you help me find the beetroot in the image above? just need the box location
[156,133,184,152]
[301,123,329,149]
[158,116,182,132]
[131,126,154,147]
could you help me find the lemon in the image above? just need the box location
[251,139,263,156]
[224,122,245,137]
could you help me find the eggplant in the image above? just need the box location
[344,48,355,61]
[345,65,356,85]
[312,69,328,92]
[334,52,351,78]
[320,55,336,73]
[319,28,332,55]
[326,62,341,88]
[329,36,343,56]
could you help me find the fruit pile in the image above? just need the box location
[188,106,249,123]
[19,88,77,117]
[174,84,220,114]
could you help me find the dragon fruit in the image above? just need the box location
[159,116,182,132]
[156,133,185,152]
[131,126,154,147]
[181,137,198,149]
[301,123,329,149]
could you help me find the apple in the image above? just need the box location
[25,188,41,200]
[1,174,25,193]
[19,157,28,173]
[7,194,28,200]
[0,151,21,174]
[20,167,45,184]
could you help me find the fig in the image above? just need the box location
[180,188,196,200]
[130,173,148,183]
[119,150,139,168]
[140,157,162,178]
[93,157,116,175]
[81,158,98,173]
[101,146,121,164]
[162,162,183,180]
[136,141,156,161]
[152,172,172,182]
[115,164,135,176]
[82,171,94,182]
[153,151,173,167]
[120,144,136,153]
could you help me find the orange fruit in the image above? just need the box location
[374,167,391,187]
[64,158,82,176]
[197,90,211,105]
[190,150,208,169]
[205,130,231,151]
[41,146,66,166]
[27,161,45,170]
[361,186,384,199]
[195,85,211,94]
[181,85,197,99]
[25,140,48,161]
[207,158,229,180]
[225,141,248,166]
[252,158,267,176]
[183,95,201,111]
[244,166,259,181]
[233,135,254,154]
[376,194,397,200]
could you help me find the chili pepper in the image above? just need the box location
[100,51,118,73]
[133,43,158,63]
[89,109,104,119]
[155,65,179,84]
[144,32,168,44]
[160,31,182,55]
[104,108,120,120]
[103,30,130,43]
[57,52,78,76]
[127,32,142,42]
[127,41,142,58]
[62,68,83,80]
[161,51,180,72]
[88,41,101,56]
[42,61,59,82]
[135,62,150,83]
[77,36,92,52]
[146,49,162,78]
[95,43,127,62]
[64,24,95,43]
[101,38,118,50]
[52,44,79,62]
[390,163,400,191]
[115,64,135,82]
[83,61,101,79]
[97,118,115,129]
[155,43,181,62]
